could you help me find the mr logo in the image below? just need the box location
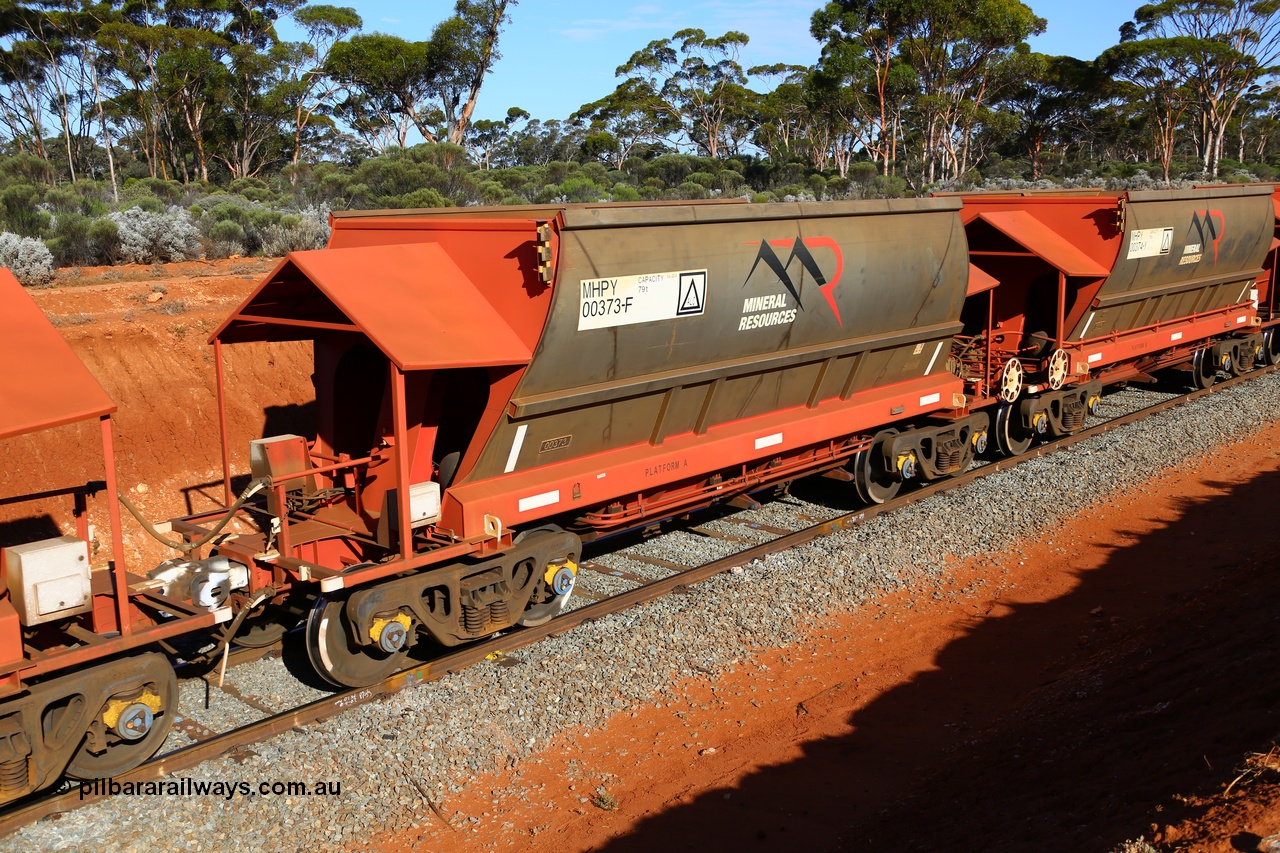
[743,236,845,325]
[1190,209,1224,264]
[676,271,706,316]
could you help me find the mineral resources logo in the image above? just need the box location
[740,236,845,328]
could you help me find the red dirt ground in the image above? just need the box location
[373,416,1280,852]
[6,264,1280,851]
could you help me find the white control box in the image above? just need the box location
[408,481,441,529]
[3,535,92,626]
[386,481,442,531]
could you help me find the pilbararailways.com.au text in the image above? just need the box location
[77,777,341,800]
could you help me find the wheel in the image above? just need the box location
[994,402,1033,456]
[852,429,902,505]
[1046,349,1069,390]
[65,653,178,779]
[998,358,1024,403]
[221,603,300,649]
[306,594,409,689]
[1264,328,1280,366]
[513,526,579,628]
[1191,348,1217,389]
[1224,343,1241,377]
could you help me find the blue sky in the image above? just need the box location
[282,1,1137,123]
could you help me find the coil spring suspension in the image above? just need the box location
[1061,405,1085,431]
[489,599,509,625]
[462,604,486,634]
[1239,348,1256,372]
[0,756,27,796]
[935,440,964,473]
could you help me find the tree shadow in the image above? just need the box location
[593,466,1280,853]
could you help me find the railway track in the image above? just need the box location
[0,367,1268,836]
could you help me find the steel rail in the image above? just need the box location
[1,365,1272,835]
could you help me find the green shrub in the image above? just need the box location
[0,184,45,236]
[397,188,449,209]
[676,181,707,199]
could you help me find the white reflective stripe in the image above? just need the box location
[212,606,234,624]
[919,392,941,406]
[754,432,783,450]
[924,341,944,375]
[518,490,559,512]
[1237,315,1248,324]
[1087,352,1103,364]
[504,424,528,473]
[1170,331,1183,341]
[1079,311,1095,340]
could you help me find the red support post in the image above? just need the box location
[214,338,233,507]
[391,366,413,561]
[100,416,131,636]
[1056,271,1067,350]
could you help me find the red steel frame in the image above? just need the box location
[0,413,230,699]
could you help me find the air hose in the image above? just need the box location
[216,584,279,689]
[118,478,269,553]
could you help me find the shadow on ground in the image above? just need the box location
[594,466,1280,853]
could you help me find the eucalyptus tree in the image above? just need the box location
[326,33,443,144]
[614,28,753,160]
[1123,0,1280,177]
[0,9,51,162]
[811,0,1043,184]
[274,4,361,167]
[997,54,1097,178]
[810,0,913,175]
[1101,30,1198,181]
[895,0,1045,183]
[432,0,515,144]
[467,105,526,168]
[573,78,682,169]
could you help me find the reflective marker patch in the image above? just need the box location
[504,424,528,473]
[1087,353,1103,364]
[754,433,783,450]
[919,392,941,406]
[518,490,560,513]
[1079,311,1095,340]
[1170,332,1183,341]
[1237,315,1247,324]
[924,341,944,375]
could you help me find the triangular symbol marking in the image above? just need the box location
[678,274,704,313]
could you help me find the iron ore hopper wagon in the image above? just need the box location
[0,186,1275,807]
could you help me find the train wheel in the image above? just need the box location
[852,429,902,505]
[515,527,579,628]
[994,403,1033,456]
[64,653,178,780]
[306,594,409,689]
[1264,328,1280,366]
[1191,348,1217,390]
